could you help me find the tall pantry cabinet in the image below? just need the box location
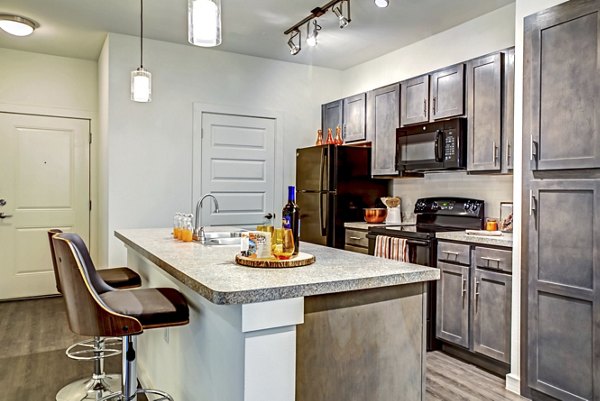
[522,1,600,400]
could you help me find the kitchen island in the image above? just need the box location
[115,228,439,401]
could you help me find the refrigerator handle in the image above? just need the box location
[320,192,326,236]
[319,147,326,192]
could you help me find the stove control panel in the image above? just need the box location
[414,197,484,218]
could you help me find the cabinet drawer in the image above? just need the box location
[345,229,368,248]
[438,242,470,265]
[474,247,512,273]
[345,244,369,255]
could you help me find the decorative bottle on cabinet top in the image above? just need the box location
[334,125,343,145]
[325,128,334,145]
[315,129,323,146]
[282,185,300,255]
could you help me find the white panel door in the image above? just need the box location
[0,113,90,300]
[200,112,276,228]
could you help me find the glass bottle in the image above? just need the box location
[325,128,334,145]
[281,186,300,255]
[334,125,343,145]
[315,129,323,146]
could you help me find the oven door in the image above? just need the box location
[397,129,445,171]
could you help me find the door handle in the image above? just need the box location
[0,199,6,207]
[0,213,13,219]
[264,213,274,220]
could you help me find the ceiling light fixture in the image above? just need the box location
[306,20,321,47]
[332,0,351,29]
[288,29,301,55]
[131,0,152,103]
[374,0,389,8]
[0,14,39,37]
[188,0,222,47]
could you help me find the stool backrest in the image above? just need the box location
[52,233,143,337]
[47,229,63,293]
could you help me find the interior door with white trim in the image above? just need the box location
[0,113,90,300]
[199,112,276,228]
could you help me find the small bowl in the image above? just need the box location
[364,208,388,223]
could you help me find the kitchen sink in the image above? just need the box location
[203,237,242,246]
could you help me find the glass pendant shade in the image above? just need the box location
[374,0,389,7]
[131,68,152,102]
[188,0,222,47]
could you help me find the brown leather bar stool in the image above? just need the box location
[48,229,142,401]
[52,232,189,401]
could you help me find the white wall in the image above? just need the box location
[101,34,341,265]
[506,0,568,394]
[0,47,100,257]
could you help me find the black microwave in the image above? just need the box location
[396,118,467,172]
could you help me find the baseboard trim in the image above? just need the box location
[505,373,521,395]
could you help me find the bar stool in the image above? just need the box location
[52,232,189,401]
[48,229,142,401]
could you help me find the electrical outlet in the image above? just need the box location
[163,327,169,344]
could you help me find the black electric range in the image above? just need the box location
[366,197,485,351]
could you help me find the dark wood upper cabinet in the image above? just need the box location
[368,83,400,176]
[343,93,366,143]
[467,53,503,172]
[503,48,515,172]
[321,99,343,140]
[400,74,429,126]
[430,64,465,121]
[526,2,600,171]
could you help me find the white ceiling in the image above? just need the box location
[0,0,514,70]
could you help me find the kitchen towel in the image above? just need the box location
[375,235,410,262]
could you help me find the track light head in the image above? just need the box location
[306,20,321,47]
[374,0,389,8]
[332,4,349,29]
[288,29,301,55]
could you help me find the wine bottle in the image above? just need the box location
[282,185,300,255]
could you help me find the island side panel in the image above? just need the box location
[296,283,426,401]
[126,247,304,401]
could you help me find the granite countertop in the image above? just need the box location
[115,228,439,305]
[344,221,416,230]
[436,231,513,248]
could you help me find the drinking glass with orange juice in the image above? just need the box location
[272,228,295,260]
[181,214,194,242]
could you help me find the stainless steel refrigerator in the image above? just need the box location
[296,145,389,249]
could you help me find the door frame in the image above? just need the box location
[192,103,285,225]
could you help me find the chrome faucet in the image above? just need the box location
[193,194,220,242]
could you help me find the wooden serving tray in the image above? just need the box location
[235,252,316,268]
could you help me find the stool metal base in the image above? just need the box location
[56,374,121,401]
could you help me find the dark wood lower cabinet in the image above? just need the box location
[436,261,470,348]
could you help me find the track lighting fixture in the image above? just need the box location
[306,20,321,47]
[374,0,389,8]
[288,29,301,55]
[332,0,351,29]
[131,0,152,102]
[0,14,39,36]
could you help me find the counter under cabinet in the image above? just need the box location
[115,228,439,401]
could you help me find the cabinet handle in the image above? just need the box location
[349,236,362,240]
[343,124,347,139]
[461,276,467,308]
[529,190,536,216]
[507,142,511,166]
[474,280,480,314]
[443,250,459,255]
[493,141,498,165]
[423,99,427,116]
[432,97,437,115]
[480,256,501,262]
[530,134,538,162]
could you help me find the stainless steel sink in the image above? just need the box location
[203,237,242,246]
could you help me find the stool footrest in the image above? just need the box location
[137,388,174,401]
[66,337,122,361]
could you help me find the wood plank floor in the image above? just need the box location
[1,297,527,401]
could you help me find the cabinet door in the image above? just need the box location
[343,93,366,143]
[430,64,465,120]
[321,100,343,139]
[436,261,469,348]
[369,84,400,176]
[472,268,511,363]
[400,75,429,126]
[467,54,502,172]
[527,179,600,400]
[525,2,600,171]
[503,48,515,172]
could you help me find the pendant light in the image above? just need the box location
[374,0,389,8]
[188,0,222,47]
[0,14,39,36]
[131,0,152,103]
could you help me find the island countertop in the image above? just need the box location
[115,228,439,305]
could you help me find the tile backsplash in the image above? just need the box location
[392,172,513,222]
